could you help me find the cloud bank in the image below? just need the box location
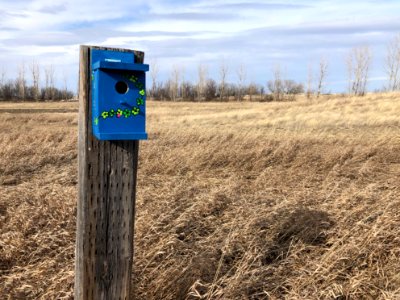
[0,0,399,92]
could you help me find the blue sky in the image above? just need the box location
[1,0,400,93]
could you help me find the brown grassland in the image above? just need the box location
[0,94,399,299]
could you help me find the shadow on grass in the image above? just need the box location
[263,207,334,264]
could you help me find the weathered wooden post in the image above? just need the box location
[75,45,148,299]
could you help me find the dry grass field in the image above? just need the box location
[0,94,399,299]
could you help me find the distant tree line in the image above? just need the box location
[150,79,274,102]
[149,33,400,101]
[0,61,75,101]
[148,61,304,102]
[3,34,400,102]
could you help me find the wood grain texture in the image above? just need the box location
[75,45,144,300]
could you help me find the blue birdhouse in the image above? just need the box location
[91,49,149,140]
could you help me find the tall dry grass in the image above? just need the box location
[0,93,399,299]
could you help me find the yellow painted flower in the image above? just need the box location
[131,107,140,115]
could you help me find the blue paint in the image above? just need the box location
[91,49,149,140]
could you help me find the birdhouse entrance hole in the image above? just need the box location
[115,81,129,94]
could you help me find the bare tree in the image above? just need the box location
[197,63,208,101]
[17,62,26,100]
[385,34,400,91]
[0,67,5,86]
[316,57,328,98]
[248,82,258,101]
[347,46,372,96]
[236,63,247,101]
[169,64,180,101]
[30,60,40,101]
[44,65,50,99]
[179,66,186,99]
[306,62,313,99]
[44,65,55,100]
[181,81,195,101]
[0,67,6,100]
[150,59,159,99]
[204,79,217,101]
[268,64,284,101]
[63,70,69,100]
[219,59,229,101]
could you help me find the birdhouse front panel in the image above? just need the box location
[91,49,149,140]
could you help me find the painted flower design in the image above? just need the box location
[123,109,131,118]
[131,107,140,115]
[139,89,145,96]
[126,75,137,83]
[137,97,144,105]
[99,106,142,121]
